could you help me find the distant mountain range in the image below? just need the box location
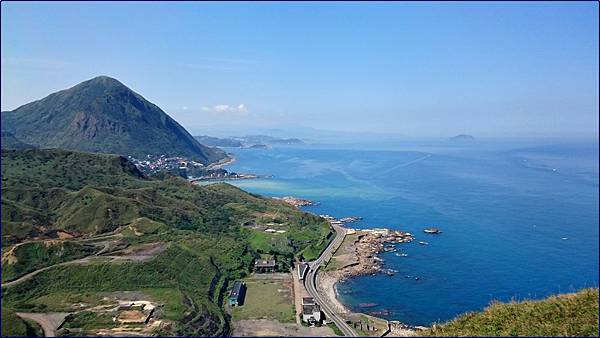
[1,76,226,164]
[194,135,244,148]
[194,134,304,148]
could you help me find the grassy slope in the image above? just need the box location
[425,288,599,337]
[1,148,332,336]
[2,241,97,282]
[1,307,43,337]
[1,148,331,246]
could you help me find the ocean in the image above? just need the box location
[218,138,599,326]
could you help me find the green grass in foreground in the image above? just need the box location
[231,278,295,323]
[1,307,43,337]
[327,322,344,336]
[425,288,599,337]
[62,311,117,330]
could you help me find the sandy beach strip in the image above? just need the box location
[318,271,353,315]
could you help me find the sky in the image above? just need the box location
[1,1,598,138]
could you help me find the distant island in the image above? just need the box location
[194,134,304,148]
[246,143,270,149]
[449,134,475,142]
[193,135,244,148]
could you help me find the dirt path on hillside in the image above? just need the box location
[2,241,167,288]
[1,257,94,288]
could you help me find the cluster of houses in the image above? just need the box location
[128,154,204,176]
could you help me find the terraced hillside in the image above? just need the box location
[1,148,333,336]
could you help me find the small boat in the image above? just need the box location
[561,237,569,240]
[414,277,420,280]
[419,241,429,245]
[395,253,408,257]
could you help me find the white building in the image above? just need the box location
[301,297,322,324]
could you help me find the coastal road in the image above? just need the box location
[304,225,358,337]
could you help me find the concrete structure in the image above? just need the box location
[228,281,246,306]
[255,258,276,273]
[301,297,322,324]
[297,262,310,280]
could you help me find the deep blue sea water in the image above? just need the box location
[219,139,599,326]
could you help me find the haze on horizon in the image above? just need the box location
[1,1,598,139]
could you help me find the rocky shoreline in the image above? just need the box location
[336,229,414,279]
[281,196,424,335]
[319,227,421,336]
[276,196,317,208]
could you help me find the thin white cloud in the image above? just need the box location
[214,104,231,112]
[202,103,250,115]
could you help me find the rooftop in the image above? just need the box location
[255,259,276,267]
[230,281,245,298]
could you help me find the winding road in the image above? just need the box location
[304,224,357,337]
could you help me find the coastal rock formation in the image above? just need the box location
[337,229,414,278]
[277,196,315,208]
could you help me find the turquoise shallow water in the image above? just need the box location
[220,139,599,325]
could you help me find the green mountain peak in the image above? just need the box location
[1,76,225,164]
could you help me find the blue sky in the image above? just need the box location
[1,1,598,138]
